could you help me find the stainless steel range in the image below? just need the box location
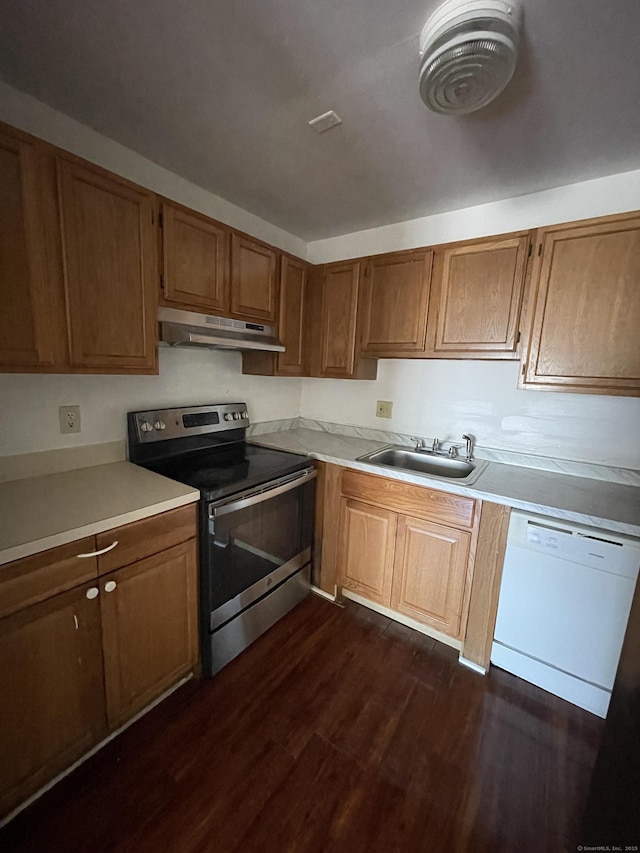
[127,403,316,675]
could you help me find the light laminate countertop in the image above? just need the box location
[0,461,200,566]
[249,428,640,538]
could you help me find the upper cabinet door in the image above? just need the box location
[0,127,67,369]
[230,233,278,323]
[161,202,228,313]
[522,215,640,396]
[361,249,434,354]
[57,159,158,372]
[427,234,530,359]
[276,255,308,376]
[319,260,361,377]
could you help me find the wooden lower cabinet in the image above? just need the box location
[100,540,198,728]
[0,583,107,817]
[336,470,477,641]
[391,516,471,637]
[0,507,198,818]
[339,499,397,605]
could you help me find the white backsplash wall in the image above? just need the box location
[0,348,302,457]
[300,360,640,469]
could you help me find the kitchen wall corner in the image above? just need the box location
[299,360,640,470]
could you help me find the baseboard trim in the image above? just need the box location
[0,673,193,828]
[458,656,487,675]
[311,584,340,604]
[341,590,461,651]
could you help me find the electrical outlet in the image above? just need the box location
[59,405,81,434]
[376,400,393,419]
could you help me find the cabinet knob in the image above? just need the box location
[104,580,117,593]
[86,587,99,600]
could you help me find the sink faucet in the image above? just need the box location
[432,438,441,453]
[462,434,474,461]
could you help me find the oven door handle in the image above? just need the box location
[211,468,317,518]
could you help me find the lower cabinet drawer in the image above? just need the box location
[96,504,197,575]
[0,538,98,620]
[341,469,476,529]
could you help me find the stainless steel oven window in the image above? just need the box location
[203,468,316,620]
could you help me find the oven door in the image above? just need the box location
[202,467,316,633]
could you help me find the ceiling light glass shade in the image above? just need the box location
[419,0,520,115]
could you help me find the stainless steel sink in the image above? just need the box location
[357,445,487,484]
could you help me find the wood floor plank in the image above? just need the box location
[1,595,603,853]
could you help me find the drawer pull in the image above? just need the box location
[104,580,117,593]
[77,540,119,559]
[85,587,99,600]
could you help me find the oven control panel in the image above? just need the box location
[130,403,249,443]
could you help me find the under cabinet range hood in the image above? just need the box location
[159,307,285,352]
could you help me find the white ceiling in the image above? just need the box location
[1,0,639,241]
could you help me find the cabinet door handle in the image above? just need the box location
[104,580,117,593]
[77,540,119,559]
[85,587,99,600]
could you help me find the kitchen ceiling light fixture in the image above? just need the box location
[419,0,521,115]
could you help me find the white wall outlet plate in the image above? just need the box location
[59,405,81,434]
[376,400,393,419]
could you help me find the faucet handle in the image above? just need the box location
[462,434,474,461]
[411,437,425,451]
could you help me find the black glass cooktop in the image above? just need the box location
[141,442,311,502]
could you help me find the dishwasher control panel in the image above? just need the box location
[521,519,639,578]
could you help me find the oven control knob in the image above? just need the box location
[140,421,153,433]
[224,413,233,421]
[153,420,166,430]
[233,412,241,420]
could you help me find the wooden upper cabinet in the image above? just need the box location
[276,255,308,375]
[0,125,67,370]
[241,254,309,377]
[361,249,434,355]
[391,515,471,638]
[426,234,530,358]
[161,201,228,312]
[338,498,397,606]
[230,233,278,323]
[57,158,158,372]
[521,214,640,395]
[312,259,377,379]
[321,261,360,376]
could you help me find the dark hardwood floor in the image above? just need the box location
[1,596,602,853]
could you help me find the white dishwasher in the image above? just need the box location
[491,510,640,718]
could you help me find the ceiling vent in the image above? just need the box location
[419,0,521,115]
